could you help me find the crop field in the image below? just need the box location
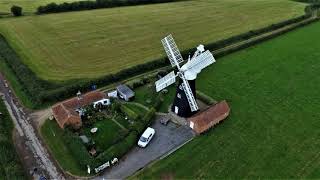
[0,0,305,81]
[135,21,320,178]
[0,0,80,14]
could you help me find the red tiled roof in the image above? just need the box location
[188,100,230,134]
[52,91,106,129]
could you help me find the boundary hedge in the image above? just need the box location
[0,100,26,179]
[0,10,318,109]
[37,0,185,14]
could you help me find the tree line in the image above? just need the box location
[37,0,183,14]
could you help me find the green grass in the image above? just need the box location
[0,100,26,179]
[0,0,305,81]
[134,84,176,113]
[123,103,149,116]
[41,120,86,176]
[0,0,81,14]
[134,21,320,178]
[84,118,127,150]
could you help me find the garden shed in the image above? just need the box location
[116,84,135,101]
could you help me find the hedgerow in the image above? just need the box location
[37,0,185,14]
[0,100,26,178]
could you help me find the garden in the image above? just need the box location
[42,96,160,176]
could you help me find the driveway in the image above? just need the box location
[95,115,195,179]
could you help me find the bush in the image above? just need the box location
[142,108,156,125]
[11,5,22,16]
[153,94,164,109]
[131,121,146,134]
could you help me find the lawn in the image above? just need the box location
[0,0,81,14]
[41,120,86,176]
[0,0,305,81]
[84,118,128,151]
[134,21,320,178]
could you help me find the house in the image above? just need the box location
[188,100,230,134]
[116,84,135,101]
[51,91,106,129]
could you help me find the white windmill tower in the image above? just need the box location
[155,34,216,117]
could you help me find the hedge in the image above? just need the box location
[196,90,216,105]
[95,131,138,166]
[0,100,26,179]
[37,0,185,14]
[63,131,94,168]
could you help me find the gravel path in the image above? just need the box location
[0,73,64,179]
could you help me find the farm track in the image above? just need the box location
[0,73,64,179]
[212,14,319,56]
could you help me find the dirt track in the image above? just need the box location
[0,73,65,179]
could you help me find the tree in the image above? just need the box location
[11,5,22,16]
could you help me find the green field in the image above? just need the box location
[135,21,320,178]
[0,0,305,81]
[0,0,80,14]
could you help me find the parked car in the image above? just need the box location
[138,127,155,148]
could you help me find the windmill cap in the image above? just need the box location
[197,44,205,52]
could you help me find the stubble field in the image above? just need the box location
[0,0,305,81]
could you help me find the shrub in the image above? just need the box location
[153,94,164,110]
[11,5,22,16]
[142,108,156,126]
[131,121,146,134]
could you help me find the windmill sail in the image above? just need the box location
[184,50,215,73]
[161,34,184,68]
[180,75,199,112]
[155,71,176,92]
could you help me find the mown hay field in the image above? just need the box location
[0,0,80,14]
[0,0,305,81]
[135,21,320,179]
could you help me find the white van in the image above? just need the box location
[93,98,111,108]
[138,127,155,148]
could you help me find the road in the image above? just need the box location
[0,73,64,179]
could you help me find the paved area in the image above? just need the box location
[95,116,195,179]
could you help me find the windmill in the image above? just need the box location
[155,34,216,117]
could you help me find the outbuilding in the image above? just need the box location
[116,84,135,101]
[188,100,230,134]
